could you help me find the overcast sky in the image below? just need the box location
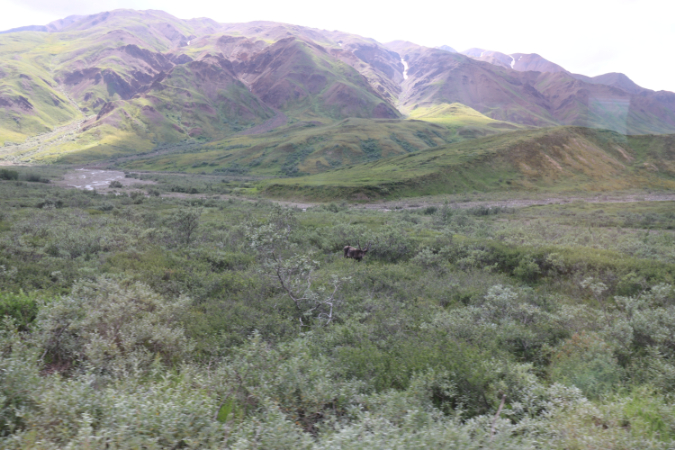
[2,0,674,92]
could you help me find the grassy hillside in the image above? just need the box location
[1,16,402,162]
[5,100,524,167]
[119,118,454,175]
[116,106,528,176]
[408,102,526,136]
[0,10,205,145]
[261,127,675,200]
[0,33,82,145]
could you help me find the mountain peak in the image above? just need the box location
[436,45,457,53]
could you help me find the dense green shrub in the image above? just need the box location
[0,327,42,438]
[37,277,193,373]
[0,291,40,330]
[21,172,49,183]
[0,169,19,181]
[2,176,675,446]
[550,332,625,398]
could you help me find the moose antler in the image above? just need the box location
[344,239,371,262]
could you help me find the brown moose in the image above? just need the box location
[343,241,372,262]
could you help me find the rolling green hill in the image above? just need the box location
[118,118,452,175]
[408,103,526,136]
[115,102,525,175]
[261,127,675,200]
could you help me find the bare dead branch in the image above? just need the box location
[490,394,507,441]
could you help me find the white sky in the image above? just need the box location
[2,0,674,92]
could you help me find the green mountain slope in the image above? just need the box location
[408,103,526,137]
[0,10,405,162]
[261,127,675,200]
[113,102,524,175]
[118,118,455,175]
[0,32,82,145]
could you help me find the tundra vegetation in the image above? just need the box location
[2,168,675,449]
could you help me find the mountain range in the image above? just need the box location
[1,9,675,176]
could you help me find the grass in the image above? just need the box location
[515,200,675,230]
[408,102,525,133]
[259,126,675,201]
[0,49,81,145]
[117,103,532,176]
[119,118,454,175]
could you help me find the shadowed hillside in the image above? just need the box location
[262,127,675,200]
[117,118,454,175]
[113,102,526,175]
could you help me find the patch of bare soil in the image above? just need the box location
[57,169,155,191]
[159,191,316,209]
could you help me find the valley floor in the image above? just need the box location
[53,167,675,211]
[2,166,675,448]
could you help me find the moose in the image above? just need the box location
[343,241,372,262]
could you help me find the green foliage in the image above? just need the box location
[0,322,43,438]
[216,397,235,423]
[0,169,19,181]
[621,389,675,441]
[550,332,625,398]
[360,139,382,161]
[37,277,193,373]
[0,291,39,330]
[261,127,675,201]
[282,145,314,176]
[513,257,541,282]
[167,207,202,246]
[247,206,351,325]
[20,172,50,183]
[2,364,227,447]
[2,174,675,446]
